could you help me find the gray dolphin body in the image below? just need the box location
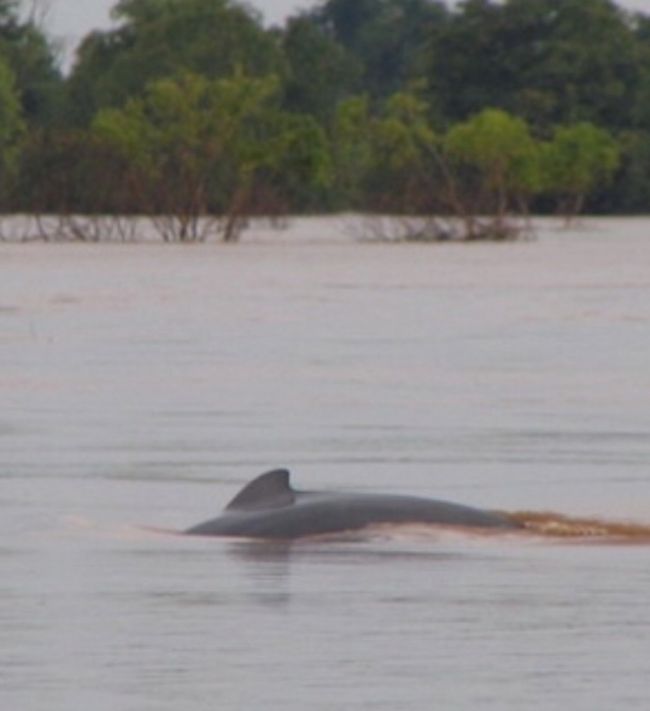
[185,469,520,540]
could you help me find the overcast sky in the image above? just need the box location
[43,0,315,49]
[38,0,650,68]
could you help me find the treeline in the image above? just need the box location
[1,0,649,240]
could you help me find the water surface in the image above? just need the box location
[2,217,650,709]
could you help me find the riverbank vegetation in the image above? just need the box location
[0,0,647,241]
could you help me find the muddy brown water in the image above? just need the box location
[2,217,650,710]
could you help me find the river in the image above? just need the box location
[2,216,650,709]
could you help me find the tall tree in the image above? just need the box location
[301,0,449,101]
[93,71,330,241]
[282,16,361,125]
[0,1,62,126]
[540,122,620,219]
[444,108,541,235]
[429,0,639,128]
[332,89,440,213]
[366,89,439,212]
[66,0,285,125]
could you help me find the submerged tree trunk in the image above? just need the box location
[560,192,585,226]
[222,178,251,243]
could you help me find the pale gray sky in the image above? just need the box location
[43,0,317,55]
[36,0,650,68]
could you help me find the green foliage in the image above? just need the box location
[332,89,439,213]
[93,71,330,239]
[4,0,650,224]
[373,91,436,171]
[0,57,25,197]
[0,6,62,127]
[540,122,620,216]
[331,96,374,206]
[282,16,361,125]
[429,0,639,128]
[13,128,138,216]
[256,111,332,206]
[444,108,540,210]
[605,130,650,212]
[304,0,449,100]
[0,57,22,144]
[95,71,277,175]
[366,90,439,212]
[67,0,284,125]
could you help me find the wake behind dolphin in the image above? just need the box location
[185,469,520,540]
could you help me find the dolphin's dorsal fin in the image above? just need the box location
[225,469,295,511]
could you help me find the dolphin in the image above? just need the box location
[185,469,520,540]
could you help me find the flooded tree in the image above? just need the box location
[93,71,330,242]
[443,108,541,239]
[0,0,646,228]
[540,122,620,222]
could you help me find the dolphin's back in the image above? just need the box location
[185,469,519,539]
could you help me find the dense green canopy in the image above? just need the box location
[66,0,286,126]
[3,0,650,237]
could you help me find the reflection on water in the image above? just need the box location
[225,537,477,564]
[221,535,503,617]
[2,218,650,710]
